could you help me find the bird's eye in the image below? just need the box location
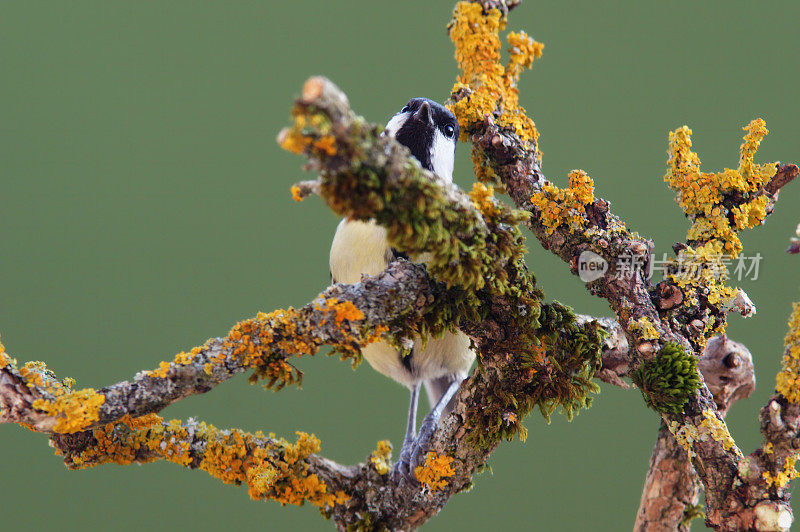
[444,124,455,138]
[401,105,410,113]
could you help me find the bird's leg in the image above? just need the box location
[408,378,462,475]
[392,383,420,480]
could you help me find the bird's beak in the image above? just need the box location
[413,101,432,124]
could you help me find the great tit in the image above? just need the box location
[329,98,475,478]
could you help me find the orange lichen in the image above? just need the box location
[315,297,365,325]
[447,2,544,156]
[141,296,381,391]
[763,455,800,490]
[529,170,595,235]
[67,421,348,509]
[776,303,800,403]
[313,135,337,156]
[369,440,392,475]
[290,185,304,202]
[33,388,105,433]
[278,128,310,154]
[0,336,9,367]
[119,413,163,430]
[20,361,47,387]
[278,109,335,158]
[414,451,455,492]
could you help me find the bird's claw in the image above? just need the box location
[391,438,415,482]
[408,421,436,472]
[392,420,437,483]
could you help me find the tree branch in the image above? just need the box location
[635,335,756,531]
[49,416,356,511]
[0,261,436,433]
[0,72,613,530]
[1,1,798,530]
[446,1,797,527]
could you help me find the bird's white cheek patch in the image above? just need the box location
[430,129,456,183]
[384,112,409,138]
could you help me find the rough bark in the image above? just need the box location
[635,336,756,531]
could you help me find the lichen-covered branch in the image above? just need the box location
[276,73,611,527]
[2,0,799,530]
[0,260,436,433]
[50,415,353,512]
[635,335,755,531]
[0,69,612,529]
[445,1,797,528]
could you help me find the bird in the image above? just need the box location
[329,98,475,479]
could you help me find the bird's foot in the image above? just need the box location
[408,415,437,474]
[391,436,416,482]
[392,417,440,483]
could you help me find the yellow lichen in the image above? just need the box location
[290,185,304,202]
[149,345,205,379]
[699,409,741,455]
[469,182,501,219]
[414,451,455,492]
[447,2,544,155]
[369,440,392,475]
[627,317,661,341]
[530,170,595,235]
[669,420,699,459]
[668,410,742,459]
[665,119,776,256]
[776,302,800,403]
[763,455,800,489]
[661,120,777,343]
[246,463,281,499]
[33,388,105,433]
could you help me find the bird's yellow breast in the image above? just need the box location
[329,219,390,284]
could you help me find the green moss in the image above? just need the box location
[630,342,701,414]
[468,300,605,448]
[285,103,531,297]
[532,302,604,422]
[345,511,387,532]
[681,502,706,527]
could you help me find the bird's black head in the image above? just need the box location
[384,98,459,182]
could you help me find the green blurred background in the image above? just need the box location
[2,1,799,530]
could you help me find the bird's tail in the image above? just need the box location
[424,375,465,418]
